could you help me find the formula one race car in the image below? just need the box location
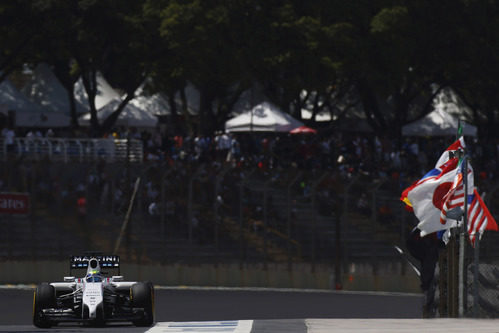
[32,254,154,328]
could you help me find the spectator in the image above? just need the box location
[77,193,87,224]
[2,125,15,154]
[357,193,370,216]
[378,203,394,224]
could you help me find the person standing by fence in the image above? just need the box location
[77,193,87,224]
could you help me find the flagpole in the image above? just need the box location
[473,227,479,317]
[458,154,468,317]
[447,119,463,318]
[456,118,466,317]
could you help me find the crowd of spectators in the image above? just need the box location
[2,123,499,191]
[129,128,498,194]
[0,123,497,209]
[1,123,498,261]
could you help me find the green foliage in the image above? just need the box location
[370,6,409,33]
[1,0,499,140]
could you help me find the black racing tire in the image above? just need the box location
[131,282,154,327]
[33,283,56,328]
[92,305,106,327]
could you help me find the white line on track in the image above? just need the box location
[153,285,421,297]
[0,284,421,297]
[305,319,499,332]
[146,320,253,333]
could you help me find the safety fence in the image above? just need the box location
[0,138,143,162]
[0,159,416,261]
[466,261,499,318]
[434,239,499,318]
[0,158,498,316]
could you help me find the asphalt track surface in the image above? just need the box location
[2,286,499,332]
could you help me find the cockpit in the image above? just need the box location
[85,270,102,282]
[84,258,103,282]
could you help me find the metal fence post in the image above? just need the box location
[31,161,37,260]
[371,179,386,234]
[238,169,256,267]
[448,230,459,317]
[287,171,303,271]
[311,172,329,273]
[188,165,205,245]
[214,166,231,262]
[160,168,169,263]
[342,175,359,269]
[239,180,244,267]
[473,237,480,317]
[160,168,173,239]
[263,179,268,270]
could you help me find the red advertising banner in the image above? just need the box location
[0,192,30,215]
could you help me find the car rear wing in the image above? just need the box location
[70,255,120,275]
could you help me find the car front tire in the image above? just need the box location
[33,283,56,328]
[131,282,154,327]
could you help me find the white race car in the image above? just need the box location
[32,254,154,328]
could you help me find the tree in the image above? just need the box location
[9,0,151,134]
[69,0,150,135]
[28,1,82,127]
[334,1,447,140]
[0,1,38,82]
[154,0,259,134]
[439,1,499,142]
[143,0,194,135]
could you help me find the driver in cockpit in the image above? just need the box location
[85,258,103,282]
[85,270,102,282]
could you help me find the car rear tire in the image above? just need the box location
[131,282,154,327]
[33,283,56,328]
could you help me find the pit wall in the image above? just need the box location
[0,261,421,293]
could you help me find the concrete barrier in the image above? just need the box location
[0,260,421,293]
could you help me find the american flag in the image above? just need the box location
[439,159,473,225]
[468,189,498,246]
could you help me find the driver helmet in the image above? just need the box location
[85,269,102,282]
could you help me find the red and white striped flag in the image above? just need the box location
[407,158,461,236]
[435,137,466,168]
[467,189,498,246]
[439,159,473,225]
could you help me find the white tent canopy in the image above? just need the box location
[80,83,175,129]
[74,72,121,111]
[0,79,70,127]
[402,108,477,137]
[79,98,159,128]
[300,108,331,122]
[225,102,304,133]
[22,63,87,115]
[130,84,171,116]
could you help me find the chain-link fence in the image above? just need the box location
[465,241,499,318]
[0,158,414,261]
[1,156,499,315]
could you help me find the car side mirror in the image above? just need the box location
[112,276,124,281]
[64,276,75,282]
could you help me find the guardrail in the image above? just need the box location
[0,137,143,162]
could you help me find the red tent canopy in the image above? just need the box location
[290,125,317,134]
